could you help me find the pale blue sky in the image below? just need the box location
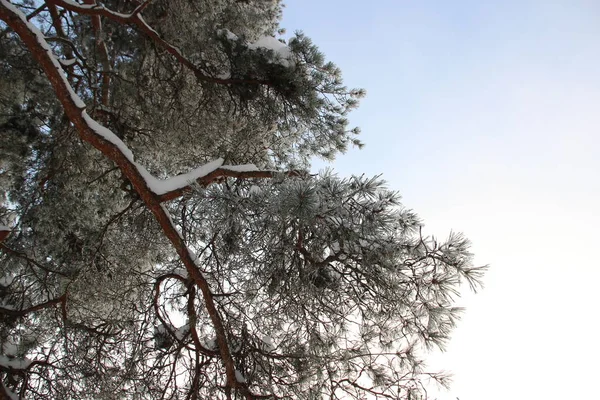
[283,1,600,399]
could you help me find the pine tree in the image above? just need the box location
[0,1,485,398]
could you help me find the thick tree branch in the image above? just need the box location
[0,2,256,396]
[0,2,45,36]
[0,294,66,317]
[158,168,304,202]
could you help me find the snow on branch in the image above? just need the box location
[142,159,225,196]
[157,165,306,202]
[248,36,294,67]
[83,112,293,201]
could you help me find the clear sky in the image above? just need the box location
[282,1,600,399]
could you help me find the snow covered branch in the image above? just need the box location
[157,164,305,202]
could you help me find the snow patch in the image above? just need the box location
[0,276,13,286]
[218,29,239,41]
[248,36,294,67]
[59,58,77,67]
[221,164,259,173]
[82,111,134,161]
[137,15,160,35]
[260,335,276,352]
[140,158,224,195]
[160,204,183,239]
[2,341,18,356]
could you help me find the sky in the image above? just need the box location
[282,1,600,399]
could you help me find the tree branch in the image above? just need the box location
[47,0,271,86]
[0,294,66,317]
[46,1,75,72]
[157,168,304,202]
[81,0,111,106]
[0,2,256,396]
[0,2,45,37]
[0,229,9,243]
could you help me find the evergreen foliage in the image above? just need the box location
[0,1,485,398]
